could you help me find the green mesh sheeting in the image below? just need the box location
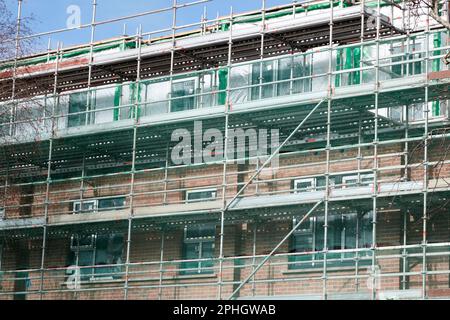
[127,82,142,119]
[218,68,228,105]
[335,47,361,87]
[113,85,122,121]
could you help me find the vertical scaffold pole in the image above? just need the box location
[158,228,166,300]
[422,5,431,300]
[123,24,143,300]
[39,41,61,300]
[370,0,381,300]
[217,6,234,301]
[322,0,334,300]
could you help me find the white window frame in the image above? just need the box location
[72,196,127,214]
[186,188,217,203]
[294,178,316,193]
[170,76,199,112]
[342,173,374,188]
[73,200,98,214]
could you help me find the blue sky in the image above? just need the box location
[6,0,291,53]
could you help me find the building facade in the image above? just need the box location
[1,0,450,300]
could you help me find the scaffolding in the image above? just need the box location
[0,0,450,300]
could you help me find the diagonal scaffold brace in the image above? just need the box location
[219,98,326,299]
[223,98,326,212]
[228,199,323,300]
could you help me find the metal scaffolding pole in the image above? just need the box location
[223,99,325,213]
[402,209,408,290]
[251,221,258,296]
[217,6,234,301]
[422,5,431,299]
[370,0,382,300]
[39,41,61,300]
[228,200,323,300]
[322,0,334,300]
[168,0,178,114]
[158,228,165,300]
[123,24,144,300]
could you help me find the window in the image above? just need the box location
[294,178,315,193]
[143,81,170,116]
[69,234,124,281]
[391,42,423,77]
[73,200,97,214]
[98,197,126,211]
[389,106,403,122]
[342,174,374,188]
[171,78,197,112]
[92,87,116,124]
[251,61,275,100]
[186,189,217,203]
[294,177,335,193]
[181,225,215,275]
[73,197,126,214]
[289,212,373,269]
[0,207,4,220]
[68,92,88,128]
[277,55,312,96]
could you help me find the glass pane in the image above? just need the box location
[78,250,95,280]
[251,61,274,100]
[74,201,96,214]
[181,242,201,274]
[187,190,217,202]
[98,197,126,211]
[94,234,124,278]
[144,81,170,116]
[199,241,214,273]
[297,182,312,192]
[277,57,292,97]
[230,65,251,104]
[171,79,196,112]
[68,92,88,127]
[408,103,424,121]
[94,87,115,124]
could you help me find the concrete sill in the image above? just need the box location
[59,273,217,287]
[283,265,370,275]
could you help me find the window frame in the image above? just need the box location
[293,178,316,193]
[69,233,124,282]
[185,188,217,203]
[342,173,374,189]
[181,225,216,275]
[170,76,199,113]
[73,200,98,214]
[72,196,127,214]
[289,212,373,270]
[293,177,336,193]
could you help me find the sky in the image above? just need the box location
[6,0,292,54]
